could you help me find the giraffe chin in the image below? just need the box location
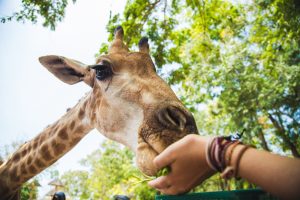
[136,130,193,176]
[136,142,161,176]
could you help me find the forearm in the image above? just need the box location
[235,145,300,200]
[149,135,300,198]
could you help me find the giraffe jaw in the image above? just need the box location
[135,120,199,176]
[135,131,187,176]
[136,142,160,176]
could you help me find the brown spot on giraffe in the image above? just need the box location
[28,165,37,174]
[69,120,75,131]
[35,158,46,168]
[52,141,66,155]
[78,108,85,119]
[40,144,48,153]
[26,155,33,165]
[27,145,32,153]
[33,140,38,149]
[12,153,20,163]
[20,149,27,157]
[41,144,54,161]
[74,125,85,135]
[58,127,69,140]
[20,163,27,175]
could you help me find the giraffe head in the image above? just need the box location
[39,26,198,175]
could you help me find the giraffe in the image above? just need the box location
[0,26,198,199]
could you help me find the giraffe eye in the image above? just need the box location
[91,62,113,81]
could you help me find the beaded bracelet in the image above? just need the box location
[205,135,249,180]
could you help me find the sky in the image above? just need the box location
[0,0,126,197]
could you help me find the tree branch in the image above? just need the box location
[258,128,270,151]
[268,113,300,157]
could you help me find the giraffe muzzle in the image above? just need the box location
[156,105,198,134]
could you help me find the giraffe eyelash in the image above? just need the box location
[91,64,113,81]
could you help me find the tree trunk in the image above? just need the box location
[258,128,270,151]
[268,114,300,158]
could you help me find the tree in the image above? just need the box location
[20,179,40,200]
[100,0,300,157]
[61,170,90,199]
[247,0,300,156]
[177,0,300,156]
[0,0,76,30]
[61,140,156,200]
[98,0,184,68]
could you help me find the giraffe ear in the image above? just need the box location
[39,55,94,87]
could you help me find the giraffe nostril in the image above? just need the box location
[157,106,187,130]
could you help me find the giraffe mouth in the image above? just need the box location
[136,116,198,175]
[149,141,160,153]
[136,129,184,176]
[143,132,162,154]
[136,131,165,176]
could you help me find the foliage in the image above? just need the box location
[0,0,76,30]
[61,170,90,199]
[99,0,184,68]
[100,0,300,158]
[178,0,300,156]
[60,141,156,200]
[20,179,40,200]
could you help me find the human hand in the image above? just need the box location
[148,134,216,195]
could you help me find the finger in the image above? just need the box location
[148,176,171,190]
[153,143,178,169]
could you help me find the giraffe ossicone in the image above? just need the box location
[0,26,198,198]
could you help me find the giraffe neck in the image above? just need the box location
[0,92,94,196]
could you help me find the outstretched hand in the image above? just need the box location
[148,135,216,195]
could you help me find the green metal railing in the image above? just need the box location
[155,189,279,200]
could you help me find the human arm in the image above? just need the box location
[148,134,300,200]
[235,144,300,200]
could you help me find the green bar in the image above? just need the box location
[155,189,279,200]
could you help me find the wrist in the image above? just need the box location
[183,134,215,171]
[192,135,217,177]
[229,144,250,178]
[190,135,216,175]
[205,136,250,180]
